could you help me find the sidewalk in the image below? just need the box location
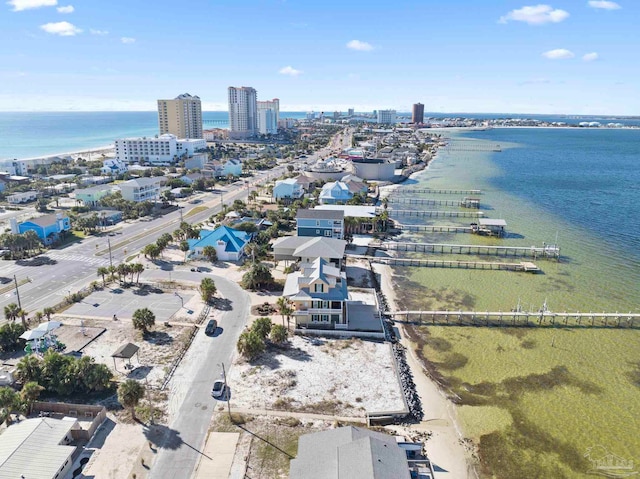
[192,432,240,479]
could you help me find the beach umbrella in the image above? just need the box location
[35,321,63,332]
[19,329,46,341]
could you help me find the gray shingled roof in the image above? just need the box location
[296,208,344,220]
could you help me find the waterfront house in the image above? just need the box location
[296,209,344,239]
[315,205,379,234]
[273,178,304,200]
[117,177,162,203]
[272,236,346,268]
[319,181,353,204]
[15,213,71,244]
[187,225,250,261]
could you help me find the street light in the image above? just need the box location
[217,362,232,420]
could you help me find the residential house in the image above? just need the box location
[272,236,346,268]
[14,213,71,244]
[315,205,379,234]
[0,417,78,479]
[95,209,123,226]
[187,225,250,261]
[184,152,208,170]
[180,173,205,185]
[319,181,353,204]
[290,426,434,479]
[296,209,344,239]
[272,178,304,200]
[74,184,115,207]
[340,174,369,195]
[221,158,242,177]
[117,177,162,203]
[283,257,348,329]
[7,190,38,204]
[101,158,128,176]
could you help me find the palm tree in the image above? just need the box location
[15,355,43,384]
[132,263,145,284]
[3,303,20,323]
[33,311,44,324]
[199,278,217,303]
[202,245,217,263]
[179,241,190,263]
[132,308,155,333]
[20,381,44,415]
[117,379,145,420]
[43,307,54,321]
[276,296,294,328]
[97,266,109,286]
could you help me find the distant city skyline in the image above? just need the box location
[0,1,637,115]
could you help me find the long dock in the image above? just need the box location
[369,256,539,272]
[388,310,640,329]
[390,188,482,196]
[392,224,473,233]
[372,241,561,260]
[387,209,484,218]
[386,198,480,208]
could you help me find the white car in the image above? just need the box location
[211,380,225,399]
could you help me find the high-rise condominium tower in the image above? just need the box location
[228,86,258,139]
[412,103,425,124]
[157,93,203,139]
[257,98,280,135]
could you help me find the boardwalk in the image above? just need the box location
[388,310,640,329]
[387,209,484,218]
[391,188,482,196]
[371,241,561,260]
[386,198,480,208]
[368,256,539,272]
[392,224,473,233]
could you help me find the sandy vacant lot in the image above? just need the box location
[227,335,406,416]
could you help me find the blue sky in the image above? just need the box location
[0,0,637,114]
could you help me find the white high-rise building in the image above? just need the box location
[377,109,397,125]
[257,98,280,135]
[157,93,203,139]
[114,134,206,165]
[228,86,258,140]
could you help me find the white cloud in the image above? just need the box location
[583,52,599,61]
[89,29,108,35]
[588,1,621,9]
[346,39,374,51]
[7,0,56,11]
[279,66,302,76]
[56,4,73,13]
[40,21,81,36]
[499,4,570,24]
[120,37,135,44]
[542,48,575,59]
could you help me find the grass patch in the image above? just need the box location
[184,206,208,218]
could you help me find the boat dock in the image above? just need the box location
[387,310,640,329]
[368,256,539,272]
[391,188,482,196]
[371,241,561,260]
[385,197,480,208]
[392,224,473,233]
[387,209,484,218]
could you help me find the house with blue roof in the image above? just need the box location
[187,225,250,261]
[319,181,353,204]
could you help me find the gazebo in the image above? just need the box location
[111,343,140,371]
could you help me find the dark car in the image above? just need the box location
[205,319,218,335]
[0,277,11,284]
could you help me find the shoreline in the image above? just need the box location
[10,144,115,162]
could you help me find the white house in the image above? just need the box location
[7,190,38,204]
[273,178,304,200]
[101,158,128,176]
[117,177,162,202]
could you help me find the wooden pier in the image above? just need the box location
[387,209,484,218]
[386,197,480,208]
[392,224,473,233]
[372,241,561,260]
[391,188,482,196]
[369,256,539,272]
[388,310,640,329]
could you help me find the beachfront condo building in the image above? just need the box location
[157,93,203,139]
[114,134,206,165]
[228,86,258,140]
[412,103,424,124]
[377,109,397,125]
[257,98,280,135]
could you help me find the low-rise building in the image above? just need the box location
[296,209,344,239]
[319,181,353,204]
[13,213,71,244]
[117,177,162,203]
[74,184,116,207]
[273,178,304,200]
[187,225,250,261]
[101,158,128,175]
[272,236,346,268]
[7,190,38,204]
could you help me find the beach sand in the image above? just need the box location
[374,263,478,478]
[16,145,115,162]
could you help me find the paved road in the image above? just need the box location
[144,271,251,479]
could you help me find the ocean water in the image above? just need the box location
[0,111,308,160]
[390,128,640,478]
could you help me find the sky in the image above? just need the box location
[0,0,637,115]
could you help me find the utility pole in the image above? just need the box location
[107,237,113,269]
[179,207,183,223]
[13,275,21,309]
[220,362,231,420]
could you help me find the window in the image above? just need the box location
[324,230,331,237]
[314,283,324,293]
[316,229,320,234]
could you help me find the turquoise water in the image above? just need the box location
[0,111,308,160]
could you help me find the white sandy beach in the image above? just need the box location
[15,145,115,162]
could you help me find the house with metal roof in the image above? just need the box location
[296,208,344,239]
[187,225,250,261]
[273,178,304,200]
[0,417,78,479]
[14,213,71,244]
[290,426,412,479]
[319,181,353,204]
[272,236,346,268]
[117,177,162,203]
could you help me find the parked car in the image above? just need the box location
[205,319,218,335]
[211,380,225,398]
[0,277,11,284]
[190,267,202,272]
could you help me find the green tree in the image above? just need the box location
[276,297,294,327]
[132,263,145,284]
[97,266,110,286]
[3,303,20,323]
[0,387,20,424]
[143,243,161,260]
[199,277,217,303]
[179,240,190,262]
[132,308,156,333]
[202,245,218,263]
[41,350,74,396]
[15,355,43,384]
[241,262,274,291]
[117,379,145,419]
[252,317,272,339]
[43,307,54,320]
[237,330,265,360]
[270,324,289,344]
[20,381,44,414]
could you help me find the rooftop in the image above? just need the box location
[296,208,344,220]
